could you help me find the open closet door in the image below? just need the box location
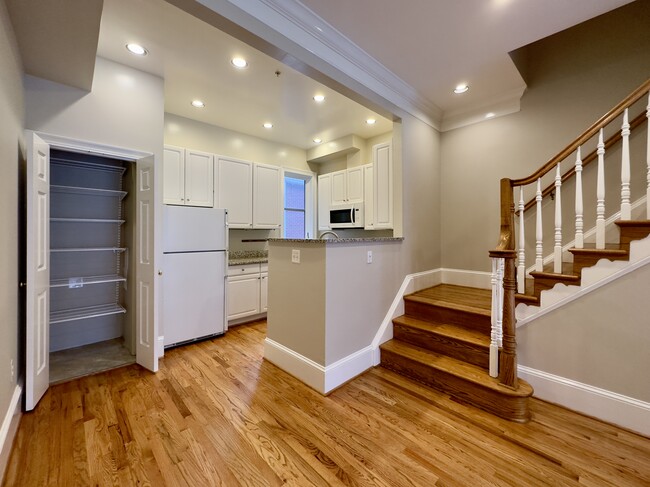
[25,131,50,410]
[135,155,159,371]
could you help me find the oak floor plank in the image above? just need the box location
[5,321,650,487]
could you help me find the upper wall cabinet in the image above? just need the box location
[317,173,332,231]
[363,163,374,230]
[253,163,282,228]
[330,166,363,206]
[217,157,253,228]
[373,142,393,229]
[163,146,214,207]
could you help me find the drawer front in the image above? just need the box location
[227,263,260,276]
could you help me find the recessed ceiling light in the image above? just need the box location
[263,122,273,129]
[313,94,325,103]
[366,118,376,125]
[191,100,205,108]
[485,112,495,119]
[231,57,248,69]
[454,84,469,94]
[313,138,322,144]
[126,43,147,56]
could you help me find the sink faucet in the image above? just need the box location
[319,231,340,239]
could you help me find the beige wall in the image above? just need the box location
[0,0,24,430]
[440,1,650,272]
[518,262,650,402]
[164,113,310,171]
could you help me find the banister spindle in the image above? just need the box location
[554,164,563,273]
[489,257,503,378]
[517,187,525,293]
[596,129,606,249]
[621,108,631,220]
[574,146,584,249]
[535,178,543,272]
[646,92,650,219]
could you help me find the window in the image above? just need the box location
[284,177,306,238]
[283,171,315,239]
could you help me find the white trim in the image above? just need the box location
[0,385,22,478]
[519,366,650,437]
[264,338,325,392]
[371,269,442,364]
[323,346,374,393]
[157,335,165,357]
[441,268,492,289]
[36,131,152,160]
[440,87,525,132]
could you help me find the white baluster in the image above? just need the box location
[646,92,650,219]
[517,187,525,293]
[621,108,631,220]
[497,258,504,349]
[596,129,606,249]
[554,164,563,273]
[489,258,499,377]
[535,178,543,272]
[575,146,584,249]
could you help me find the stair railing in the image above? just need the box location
[489,78,650,388]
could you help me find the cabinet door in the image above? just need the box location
[184,149,214,207]
[346,166,364,203]
[217,157,253,228]
[253,163,282,228]
[330,170,347,205]
[373,142,393,229]
[163,146,185,205]
[260,272,268,312]
[317,174,331,231]
[363,164,374,229]
[227,274,260,320]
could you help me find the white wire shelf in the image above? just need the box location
[50,247,127,253]
[50,218,125,224]
[50,274,126,288]
[50,158,127,175]
[51,185,127,200]
[50,303,126,324]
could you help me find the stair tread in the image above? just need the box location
[515,293,540,305]
[616,220,650,227]
[380,340,533,397]
[529,269,581,281]
[405,284,492,316]
[393,315,490,347]
[569,244,628,255]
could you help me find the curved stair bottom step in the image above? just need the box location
[380,345,533,423]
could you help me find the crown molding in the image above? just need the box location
[197,0,443,129]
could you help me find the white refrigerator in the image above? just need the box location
[162,206,228,347]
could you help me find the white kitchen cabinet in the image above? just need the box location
[363,163,374,229]
[373,142,393,229]
[227,263,268,321]
[330,167,363,206]
[217,157,253,228]
[253,163,282,228]
[318,173,331,231]
[163,146,214,207]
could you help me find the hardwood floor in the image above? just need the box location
[5,321,650,486]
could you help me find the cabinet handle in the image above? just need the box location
[158,270,163,276]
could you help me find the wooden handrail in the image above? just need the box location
[511,78,650,187]
[519,111,647,214]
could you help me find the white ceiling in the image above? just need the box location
[298,0,635,120]
[96,0,393,150]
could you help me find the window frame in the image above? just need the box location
[282,169,316,239]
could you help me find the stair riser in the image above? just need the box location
[380,349,530,422]
[572,253,628,274]
[619,227,650,250]
[532,276,579,298]
[404,300,491,334]
[393,323,489,369]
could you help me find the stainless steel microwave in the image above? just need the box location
[330,203,364,228]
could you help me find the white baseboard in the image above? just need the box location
[264,338,373,394]
[519,365,650,437]
[157,335,165,357]
[0,385,22,479]
[441,268,491,289]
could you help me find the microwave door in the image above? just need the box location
[351,208,355,224]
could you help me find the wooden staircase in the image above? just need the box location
[517,220,650,306]
[380,285,533,423]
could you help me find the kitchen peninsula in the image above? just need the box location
[264,237,403,394]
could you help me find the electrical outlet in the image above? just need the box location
[10,359,14,381]
[291,249,301,264]
[367,250,373,264]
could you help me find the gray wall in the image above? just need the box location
[0,0,23,432]
[440,1,650,272]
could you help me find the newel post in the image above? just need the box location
[489,178,518,389]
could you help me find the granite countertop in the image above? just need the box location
[228,250,268,266]
[268,237,404,244]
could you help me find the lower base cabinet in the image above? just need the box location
[227,263,268,321]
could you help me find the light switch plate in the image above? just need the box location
[292,249,300,264]
[367,250,373,264]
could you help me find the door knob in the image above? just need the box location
[19,282,26,288]
[158,270,163,276]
